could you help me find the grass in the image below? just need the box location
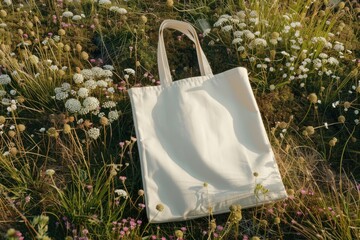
[0,0,359,239]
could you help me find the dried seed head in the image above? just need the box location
[138,189,144,196]
[0,10,7,18]
[76,44,82,52]
[8,130,16,138]
[343,101,351,109]
[305,126,315,135]
[0,116,6,124]
[307,93,318,104]
[287,189,295,195]
[17,96,25,103]
[156,203,164,212]
[329,137,338,147]
[63,124,71,134]
[58,29,66,36]
[174,230,183,238]
[140,15,148,24]
[274,217,281,224]
[17,124,26,132]
[9,147,18,156]
[100,116,109,126]
[166,0,174,7]
[210,219,217,230]
[64,44,71,52]
[81,51,89,60]
[338,115,345,123]
[338,2,345,9]
[271,32,279,39]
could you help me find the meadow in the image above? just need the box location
[0,0,359,239]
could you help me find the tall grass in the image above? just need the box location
[0,0,359,239]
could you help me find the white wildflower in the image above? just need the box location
[221,25,233,32]
[327,57,339,65]
[39,128,46,133]
[249,10,258,17]
[3,0,12,6]
[103,70,113,77]
[249,18,259,24]
[102,101,117,108]
[72,15,82,21]
[319,53,328,59]
[107,87,115,93]
[77,88,89,98]
[61,83,71,91]
[84,80,97,90]
[233,30,243,38]
[65,98,82,113]
[87,127,100,140]
[232,38,243,44]
[236,11,246,19]
[98,0,111,5]
[83,97,100,111]
[55,92,69,100]
[124,68,135,75]
[103,65,114,71]
[81,69,94,80]
[62,11,74,18]
[213,17,229,27]
[108,110,120,122]
[243,30,255,40]
[0,90,6,97]
[333,42,344,52]
[97,80,108,88]
[248,38,267,49]
[91,66,105,78]
[0,74,11,85]
[45,169,55,176]
[0,23,7,28]
[78,107,89,115]
[50,65,59,71]
[237,46,245,52]
[115,189,128,198]
[73,73,84,84]
[238,23,247,29]
[269,85,275,91]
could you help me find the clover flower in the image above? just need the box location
[65,98,82,113]
[83,97,100,111]
[87,127,100,140]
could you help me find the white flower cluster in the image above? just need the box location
[109,6,127,14]
[87,127,100,140]
[54,66,122,136]
[0,74,11,85]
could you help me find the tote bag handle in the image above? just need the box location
[158,20,213,86]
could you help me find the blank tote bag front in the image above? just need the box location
[128,20,287,223]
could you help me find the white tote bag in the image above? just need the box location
[128,20,287,223]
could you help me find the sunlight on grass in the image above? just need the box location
[0,0,359,239]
